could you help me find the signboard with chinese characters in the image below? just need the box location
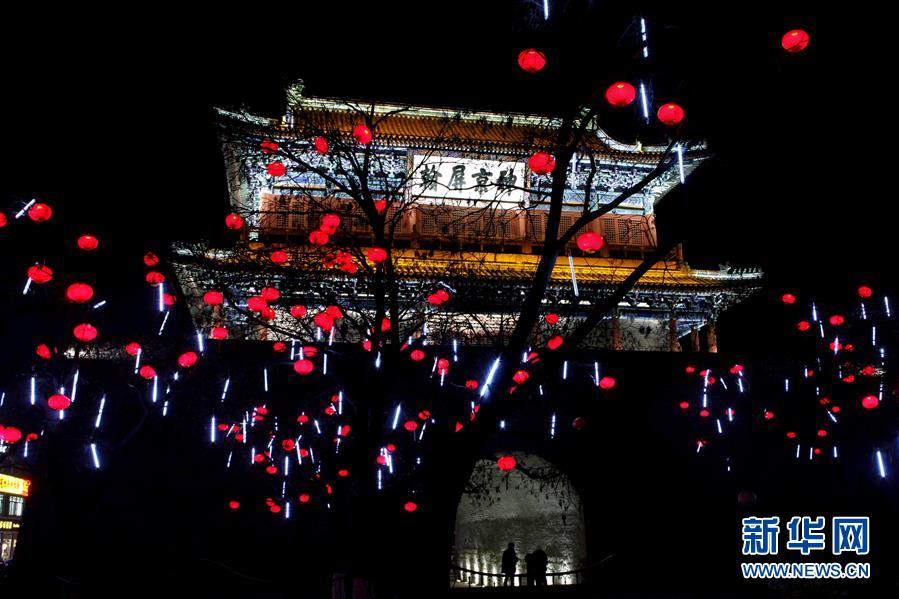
[0,474,31,497]
[411,154,526,206]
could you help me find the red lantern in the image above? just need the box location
[730,364,745,374]
[145,272,165,286]
[657,103,685,126]
[817,429,828,438]
[66,282,94,303]
[297,414,309,424]
[679,401,690,410]
[512,370,529,384]
[125,342,141,356]
[545,313,559,325]
[211,326,228,340]
[0,211,6,228]
[0,427,22,443]
[261,287,280,302]
[225,213,245,230]
[604,81,636,107]
[270,250,288,264]
[299,493,311,503]
[410,349,426,362]
[517,48,546,73]
[781,293,796,305]
[139,365,157,380]
[829,315,845,326]
[527,152,556,176]
[27,264,53,284]
[36,343,52,359]
[290,305,307,318]
[247,296,267,312]
[381,318,391,332]
[858,286,873,299]
[337,469,350,478]
[47,394,71,410]
[321,213,341,231]
[314,312,334,331]
[293,359,314,375]
[403,420,418,432]
[203,290,224,306]
[260,139,279,154]
[28,202,53,222]
[764,410,776,420]
[437,358,450,375]
[273,341,287,353]
[353,124,373,145]
[77,234,99,251]
[403,501,418,513]
[367,247,388,264]
[309,230,329,246]
[862,395,879,410]
[576,232,603,253]
[313,136,329,154]
[228,500,241,510]
[303,346,319,358]
[497,455,516,471]
[685,365,696,374]
[572,417,588,430]
[163,293,176,306]
[781,29,810,53]
[73,323,98,342]
[177,351,198,368]
[699,409,710,418]
[374,199,387,214]
[266,161,287,177]
[465,379,479,390]
[599,376,616,390]
[547,335,563,350]
[796,321,811,332]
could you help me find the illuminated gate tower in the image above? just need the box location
[172,81,760,350]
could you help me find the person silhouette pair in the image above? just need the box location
[501,542,548,587]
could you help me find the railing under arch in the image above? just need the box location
[449,554,615,589]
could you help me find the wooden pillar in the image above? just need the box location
[706,319,718,354]
[612,313,622,351]
[668,316,681,352]
[690,327,700,352]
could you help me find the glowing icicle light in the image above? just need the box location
[521,351,527,363]
[152,376,159,403]
[285,501,291,519]
[639,83,650,122]
[419,422,428,441]
[284,455,290,476]
[30,376,36,405]
[221,377,230,401]
[90,443,101,469]
[676,144,685,184]
[391,404,402,430]
[0,392,5,407]
[833,446,839,459]
[329,326,335,346]
[377,468,383,490]
[158,283,165,312]
[263,368,269,392]
[876,450,887,478]
[539,385,544,396]
[480,356,501,398]
[818,322,824,338]
[313,419,321,435]
[338,391,343,415]
[550,413,556,438]
[833,336,840,355]
[70,369,80,404]
[543,0,549,20]
[811,302,818,322]
[727,407,734,423]
[92,300,106,309]
[453,339,458,362]
[562,360,568,380]
[808,446,813,461]
[795,444,801,459]
[210,416,216,443]
[323,353,329,375]
[95,395,106,428]
[883,296,891,317]
[702,392,708,409]
[861,302,867,320]
[158,311,170,335]
[872,326,877,347]
[640,17,649,58]
[375,351,382,369]
[594,361,600,386]
[828,411,838,423]
[499,419,506,430]
[716,419,723,435]
[134,349,141,374]
[15,199,36,219]
[784,378,790,392]
[162,400,169,416]
[23,441,29,458]
[249,446,255,465]
[22,277,32,295]
[315,327,322,341]
[719,378,728,390]
[567,253,579,297]
[197,330,205,352]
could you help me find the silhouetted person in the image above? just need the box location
[533,548,548,586]
[501,542,519,587]
[524,553,534,586]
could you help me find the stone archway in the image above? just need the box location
[451,452,586,586]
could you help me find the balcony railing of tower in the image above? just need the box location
[449,554,616,589]
[255,193,659,259]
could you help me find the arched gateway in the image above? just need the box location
[451,452,586,587]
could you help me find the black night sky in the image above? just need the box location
[2,2,896,597]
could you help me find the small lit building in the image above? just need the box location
[0,472,30,561]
